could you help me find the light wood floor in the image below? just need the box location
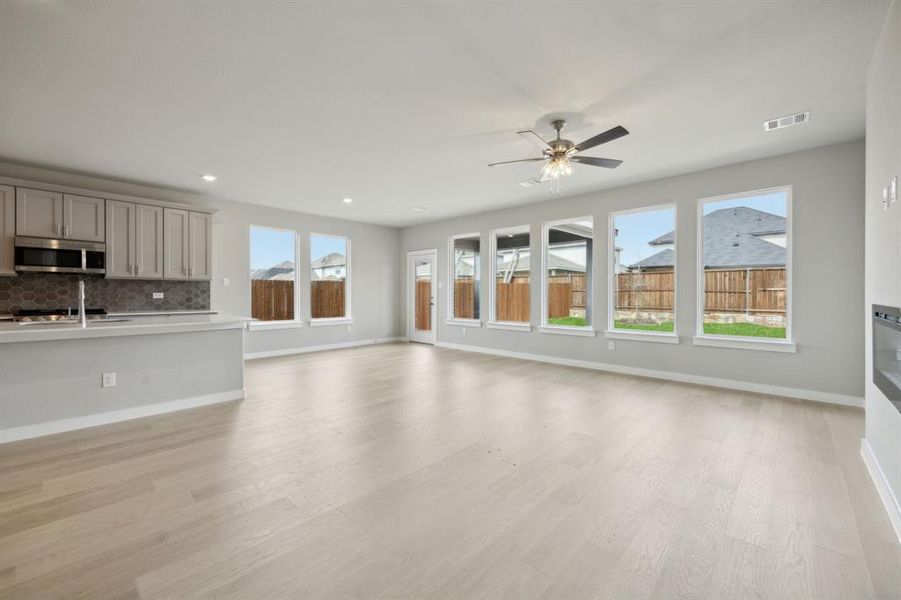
[1,343,899,599]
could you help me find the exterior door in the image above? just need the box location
[408,250,437,344]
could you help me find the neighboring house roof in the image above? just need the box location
[497,252,585,274]
[251,260,295,280]
[631,207,786,269]
[312,252,346,269]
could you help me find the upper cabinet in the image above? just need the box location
[188,212,211,280]
[64,194,105,242]
[107,200,164,279]
[16,188,63,239]
[16,187,105,242]
[0,186,14,276]
[164,209,211,280]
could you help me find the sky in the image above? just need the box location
[250,227,346,270]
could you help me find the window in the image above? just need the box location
[610,206,676,334]
[449,233,480,322]
[310,234,350,321]
[698,187,790,341]
[250,226,297,322]
[490,225,530,326]
[542,218,594,330]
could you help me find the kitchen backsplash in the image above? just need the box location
[0,273,210,314]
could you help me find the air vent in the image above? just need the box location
[764,111,810,132]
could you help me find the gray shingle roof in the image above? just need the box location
[251,260,295,280]
[631,207,786,269]
[312,252,346,269]
[496,252,584,274]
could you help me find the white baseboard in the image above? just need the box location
[244,337,407,360]
[435,341,863,408]
[861,439,901,544]
[0,389,245,444]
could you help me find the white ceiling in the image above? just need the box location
[0,1,889,227]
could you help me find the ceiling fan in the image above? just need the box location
[488,119,629,189]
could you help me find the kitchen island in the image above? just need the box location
[0,313,247,442]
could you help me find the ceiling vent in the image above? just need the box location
[517,178,541,187]
[764,111,810,132]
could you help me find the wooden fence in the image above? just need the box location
[496,279,530,322]
[251,279,294,322]
[615,268,786,314]
[454,280,475,320]
[251,279,346,321]
[311,280,346,318]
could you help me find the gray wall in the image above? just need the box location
[0,161,402,354]
[400,140,865,399]
[864,0,901,524]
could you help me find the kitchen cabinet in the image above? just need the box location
[105,200,135,278]
[16,188,63,239]
[107,201,164,279]
[0,185,14,276]
[16,187,105,242]
[136,204,164,278]
[64,194,105,242]
[164,208,210,280]
[164,208,189,279]
[188,211,211,280]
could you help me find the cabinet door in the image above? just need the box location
[164,208,189,279]
[105,200,136,278]
[136,204,164,279]
[188,212,211,280]
[64,194,105,242]
[0,185,14,276]
[16,188,63,238]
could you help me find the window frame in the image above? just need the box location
[693,185,795,352]
[605,203,679,344]
[539,216,596,337]
[309,232,353,326]
[487,224,532,332]
[247,224,303,330]
[446,232,482,327]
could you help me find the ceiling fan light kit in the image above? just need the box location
[489,119,629,193]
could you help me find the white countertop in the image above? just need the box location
[0,313,248,344]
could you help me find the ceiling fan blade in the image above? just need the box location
[573,125,629,152]
[517,130,552,151]
[488,157,546,168]
[572,156,623,169]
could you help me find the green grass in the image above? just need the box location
[702,322,785,338]
[548,316,588,327]
[613,321,674,332]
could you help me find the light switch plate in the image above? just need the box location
[102,372,116,388]
[223,277,231,287]
[890,175,897,204]
[152,292,164,299]
[608,340,615,351]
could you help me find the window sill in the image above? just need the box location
[692,335,796,353]
[309,317,354,327]
[446,319,482,328]
[248,320,304,331]
[486,321,532,332]
[539,325,597,338]
[604,329,679,344]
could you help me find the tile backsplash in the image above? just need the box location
[0,273,210,314]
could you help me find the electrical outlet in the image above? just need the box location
[461,327,466,335]
[346,324,352,332]
[152,292,164,299]
[102,372,116,388]
[608,340,615,351]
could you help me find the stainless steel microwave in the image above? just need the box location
[14,237,106,274]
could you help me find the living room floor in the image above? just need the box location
[1,343,899,599]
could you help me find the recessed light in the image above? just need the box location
[200,174,218,182]
[411,207,426,212]
[342,197,354,204]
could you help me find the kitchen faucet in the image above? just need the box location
[78,280,87,328]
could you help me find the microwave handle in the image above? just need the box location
[81,249,87,270]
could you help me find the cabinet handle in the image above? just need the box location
[57,224,62,237]
[64,225,69,238]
